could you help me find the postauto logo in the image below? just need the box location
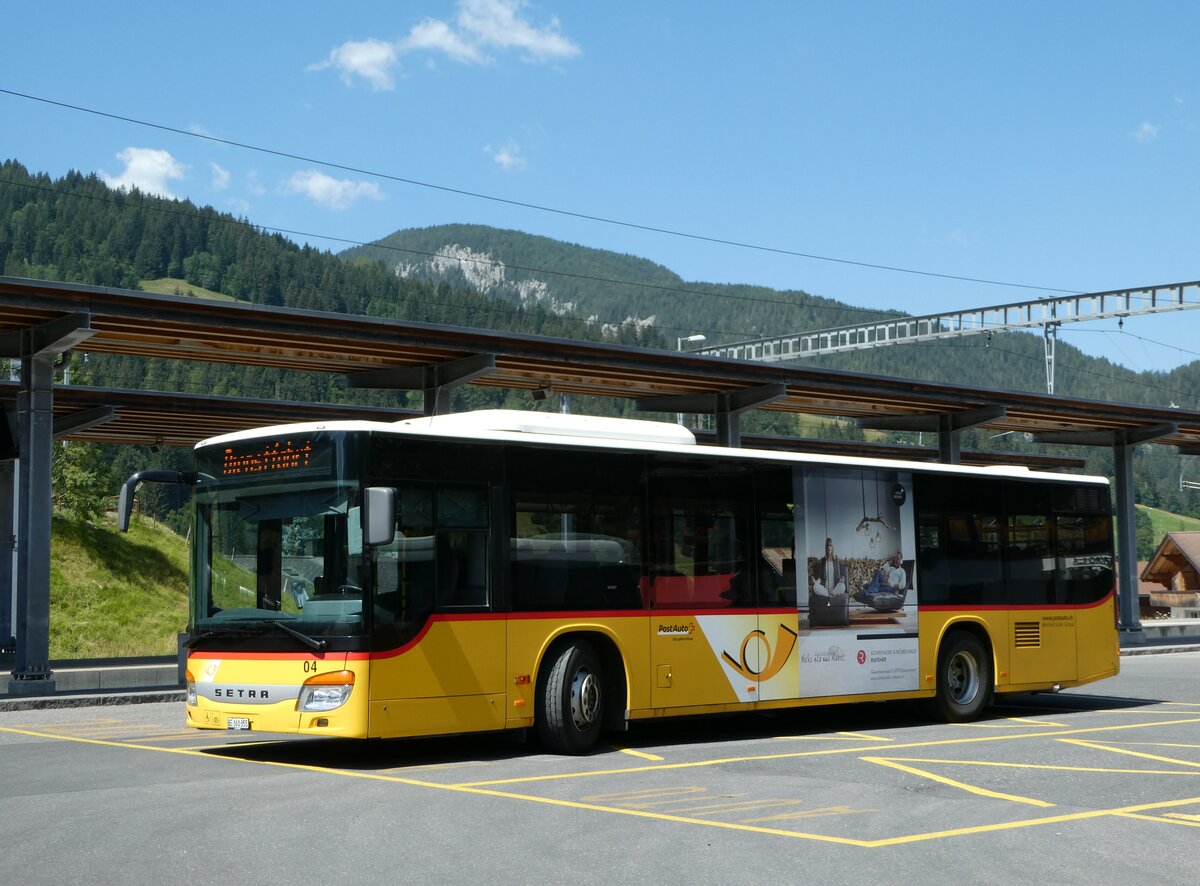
[721,624,798,682]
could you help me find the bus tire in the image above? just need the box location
[932,631,992,722]
[537,640,604,754]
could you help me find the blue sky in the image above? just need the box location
[4,1,1200,376]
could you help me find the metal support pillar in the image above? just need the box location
[347,353,496,417]
[1043,322,1059,396]
[635,384,787,448]
[0,459,12,654]
[937,414,961,464]
[1113,442,1143,639]
[11,349,56,691]
[0,314,93,695]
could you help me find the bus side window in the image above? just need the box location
[509,449,644,612]
[648,467,753,609]
[1053,483,1114,605]
[914,474,1002,605]
[436,487,489,609]
[916,518,949,605]
[1004,482,1054,605]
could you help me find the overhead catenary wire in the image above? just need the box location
[0,87,1081,296]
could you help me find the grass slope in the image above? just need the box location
[1139,503,1200,538]
[50,513,189,658]
[139,277,239,301]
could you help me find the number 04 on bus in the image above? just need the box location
[119,409,1118,754]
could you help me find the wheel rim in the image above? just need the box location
[570,667,601,731]
[947,650,980,705]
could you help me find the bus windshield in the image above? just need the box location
[192,432,367,640]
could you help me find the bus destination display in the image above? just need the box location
[222,439,318,478]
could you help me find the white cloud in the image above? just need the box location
[403,18,485,63]
[101,147,187,198]
[211,163,231,190]
[282,170,384,210]
[1133,121,1160,143]
[453,0,580,63]
[309,38,399,91]
[313,0,579,89]
[485,141,526,171]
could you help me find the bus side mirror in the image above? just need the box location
[362,486,397,547]
[118,470,197,532]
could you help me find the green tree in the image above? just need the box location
[52,442,114,521]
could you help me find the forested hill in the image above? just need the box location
[343,224,875,361]
[0,161,653,343]
[346,224,1200,409]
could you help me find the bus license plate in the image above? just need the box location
[226,717,250,731]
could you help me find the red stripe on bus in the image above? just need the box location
[919,588,1115,613]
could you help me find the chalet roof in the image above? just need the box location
[1140,532,1200,589]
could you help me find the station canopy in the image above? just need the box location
[0,276,1194,462]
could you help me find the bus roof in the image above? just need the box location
[196,408,1107,486]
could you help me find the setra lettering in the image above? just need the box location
[213,688,270,699]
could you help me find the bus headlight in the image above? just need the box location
[185,670,196,706]
[297,670,355,712]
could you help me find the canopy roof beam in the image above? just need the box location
[347,353,497,416]
[635,383,787,447]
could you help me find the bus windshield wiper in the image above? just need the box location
[265,619,327,651]
[185,626,262,646]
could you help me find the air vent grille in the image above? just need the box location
[1014,621,1041,648]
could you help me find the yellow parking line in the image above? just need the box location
[1113,811,1200,827]
[1058,739,1200,769]
[864,756,1199,777]
[454,716,1200,787]
[861,756,1055,807]
[835,731,893,741]
[612,745,664,761]
[6,724,1200,848]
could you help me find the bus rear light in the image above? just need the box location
[298,670,355,712]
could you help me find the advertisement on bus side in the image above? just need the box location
[795,467,920,697]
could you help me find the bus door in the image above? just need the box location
[751,469,801,703]
[647,467,763,710]
[369,483,506,737]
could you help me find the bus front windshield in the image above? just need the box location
[192,433,368,641]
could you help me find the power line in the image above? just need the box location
[1066,326,1200,364]
[1,87,1081,296]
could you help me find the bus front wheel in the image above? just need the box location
[932,632,992,722]
[537,640,604,754]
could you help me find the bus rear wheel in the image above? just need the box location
[932,632,992,722]
[537,640,604,754]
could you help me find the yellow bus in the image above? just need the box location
[121,409,1118,753]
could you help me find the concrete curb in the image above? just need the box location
[0,689,185,712]
[1120,644,1200,657]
